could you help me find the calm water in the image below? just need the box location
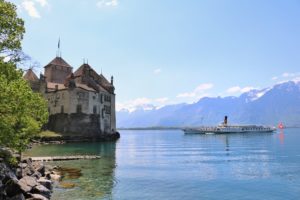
[25,129,300,200]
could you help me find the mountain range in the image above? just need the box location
[117,81,300,128]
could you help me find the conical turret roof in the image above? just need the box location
[45,56,72,68]
[23,68,39,81]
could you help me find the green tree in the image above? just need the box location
[0,61,48,152]
[0,0,48,152]
[0,0,25,61]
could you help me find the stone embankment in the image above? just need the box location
[0,150,61,200]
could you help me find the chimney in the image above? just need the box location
[224,116,228,126]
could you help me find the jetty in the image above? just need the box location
[29,155,101,162]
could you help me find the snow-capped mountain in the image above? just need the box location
[117,81,300,128]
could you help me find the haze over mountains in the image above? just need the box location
[117,81,300,128]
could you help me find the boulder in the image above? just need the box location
[50,173,61,181]
[33,162,45,176]
[6,193,25,200]
[32,185,51,199]
[22,164,35,177]
[27,193,49,200]
[31,171,42,179]
[37,178,52,190]
[5,178,22,197]
[18,176,38,193]
[2,170,18,185]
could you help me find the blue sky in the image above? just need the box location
[8,0,300,111]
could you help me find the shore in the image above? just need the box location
[0,131,120,200]
[0,148,61,200]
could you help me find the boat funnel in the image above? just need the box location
[224,116,228,126]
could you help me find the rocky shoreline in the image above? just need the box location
[0,154,61,200]
[1,132,120,199]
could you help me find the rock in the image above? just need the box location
[32,185,51,199]
[22,165,35,177]
[19,163,28,168]
[0,181,4,199]
[5,178,22,197]
[33,162,45,176]
[22,158,32,164]
[37,178,52,190]
[16,168,22,179]
[6,193,25,200]
[2,170,18,184]
[31,171,42,179]
[49,173,61,181]
[27,193,49,200]
[18,176,38,193]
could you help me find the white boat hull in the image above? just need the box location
[183,126,276,134]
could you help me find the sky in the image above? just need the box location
[8,0,300,111]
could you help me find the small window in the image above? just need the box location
[76,104,82,113]
[61,105,64,113]
[93,106,97,114]
[100,94,103,103]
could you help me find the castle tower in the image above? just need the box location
[44,56,73,84]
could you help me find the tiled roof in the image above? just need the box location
[76,83,96,92]
[23,69,39,81]
[45,57,72,68]
[74,64,89,76]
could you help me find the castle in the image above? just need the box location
[24,56,117,139]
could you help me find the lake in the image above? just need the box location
[25,128,300,200]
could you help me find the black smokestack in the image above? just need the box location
[224,116,228,125]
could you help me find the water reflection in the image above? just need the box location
[184,132,274,180]
[25,142,117,200]
[279,129,285,145]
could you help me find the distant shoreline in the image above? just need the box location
[118,127,182,130]
[118,126,300,131]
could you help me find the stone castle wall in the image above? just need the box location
[47,113,101,136]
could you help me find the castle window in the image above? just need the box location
[104,105,111,114]
[76,104,82,113]
[102,108,105,118]
[61,105,64,113]
[93,106,97,114]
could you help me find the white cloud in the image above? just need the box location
[117,97,170,112]
[153,68,161,74]
[21,0,40,18]
[271,76,278,81]
[97,0,118,8]
[283,72,294,77]
[155,97,168,104]
[226,86,254,94]
[282,72,300,78]
[35,0,48,7]
[177,83,213,98]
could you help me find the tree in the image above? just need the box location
[0,60,48,152]
[0,0,48,152]
[0,0,25,61]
